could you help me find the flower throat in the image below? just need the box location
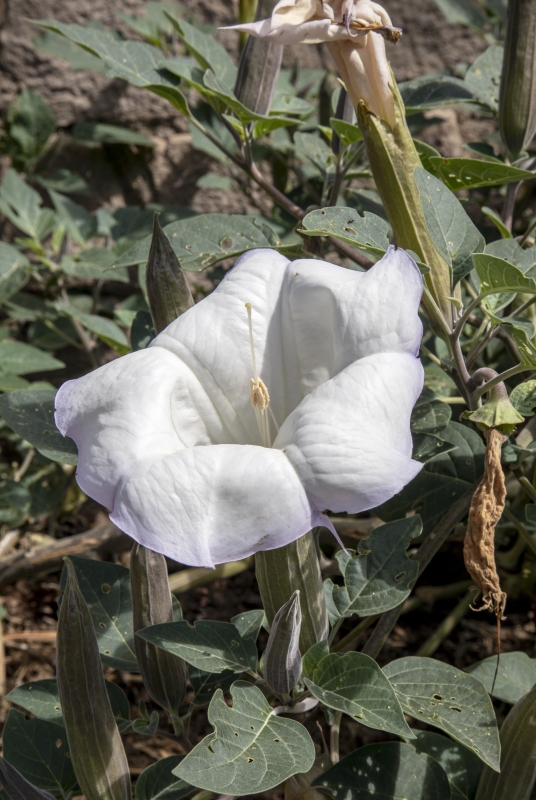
[245,302,279,448]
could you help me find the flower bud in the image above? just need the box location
[475,686,536,799]
[131,544,188,721]
[263,590,302,700]
[57,558,131,800]
[499,0,536,159]
[234,0,283,115]
[146,212,194,334]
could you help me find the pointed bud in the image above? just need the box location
[146,213,194,334]
[499,0,536,159]
[263,590,302,700]
[234,0,283,115]
[131,544,188,721]
[57,558,132,800]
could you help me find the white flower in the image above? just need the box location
[55,247,423,568]
[221,0,399,126]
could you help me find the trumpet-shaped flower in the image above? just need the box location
[55,247,423,568]
[222,0,400,126]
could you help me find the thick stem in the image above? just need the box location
[473,364,533,400]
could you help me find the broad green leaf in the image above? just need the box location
[330,118,362,147]
[2,709,77,796]
[33,21,190,116]
[486,239,536,272]
[414,139,442,172]
[137,620,257,673]
[231,609,265,642]
[113,214,280,271]
[73,121,154,147]
[432,0,487,31]
[60,247,129,283]
[175,681,315,794]
[510,380,536,416]
[165,15,237,88]
[0,480,30,526]
[0,342,64,375]
[35,169,90,196]
[482,205,513,238]
[467,652,536,704]
[383,656,500,770]
[413,432,457,461]
[324,517,420,621]
[427,157,534,191]
[203,70,295,129]
[189,667,237,706]
[464,45,503,113]
[305,653,413,738]
[313,742,451,800]
[299,207,389,258]
[414,167,484,283]
[189,103,239,163]
[0,373,31,393]
[377,422,485,534]
[411,387,452,433]
[0,169,56,241]
[56,302,130,354]
[474,252,536,294]
[59,556,138,671]
[410,730,483,800]
[399,74,475,112]
[0,242,29,302]
[6,88,56,163]
[34,28,106,71]
[0,755,56,800]
[136,756,193,800]
[131,309,155,351]
[293,131,333,175]
[302,640,330,679]
[0,389,78,464]
[495,315,536,366]
[49,189,96,245]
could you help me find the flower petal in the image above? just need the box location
[274,351,424,513]
[110,444,316,567]
[220,19,368,44]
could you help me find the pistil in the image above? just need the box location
[245,303,278,447]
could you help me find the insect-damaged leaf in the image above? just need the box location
[383,656,500,770]
[298,207,389,258]
[467,652,536,705]
[175,681,315,794]
[324,516,420,621]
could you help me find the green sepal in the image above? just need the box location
[463,395,524,434]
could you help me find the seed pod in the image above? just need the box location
[499,0,536,159]
[131,544,188,719]
[263,590,302,699]
[57,558,131,800]
[475,686,536,799]
[234,0,283,115]
[0,756,56,800]
[146,212,194,334]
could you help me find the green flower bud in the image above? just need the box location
[499,0,536,159]
[234,0,283,115]
[263,590,302,700]
[146,213,194,334]
[475,686,536,799]
[131,544,188,721]
[57,558,131,800]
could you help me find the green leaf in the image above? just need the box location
[482,205,513,238]
[399,74,475,112]
[466,652,536,704]
[73,121,154,147]
[49,189,97,245]
[510,380,536,416]
[302,640,330,680]
[464,45,503,113]
[473,252,536,294]
[136,756,193,800]
[59,556,138,671]
[60,247,129,283]
[411,388,452,433]
[413,432,457,461]
[0,243,29,303]
[495,316,536,366]
[0,169,56,241]
[408,730,483,800]
[131,309,156,350]
[0,755,56,800]
[304,652,413,738]
[230,610,265,642]
[113,214,281,271]
[432,0,487,31]
[32,21,190,116]
[189,104,238,163]
[0,343,64,376]
[298,207,389,258]
[6,88,56,163]
[0,480,30,526]
[56,302,130,354]
[486,239,536,271]
[175,681,315,794]
[313,742,451,800]
[414,167,485,283]
[35,169,90,196]
[137,620,257,673]
[2,709,77,796]
[0,389,78,464]
[293,132,333,175]
[34,28,106,71]
[383,656,500,770]
[133,709,160,736]
[165,15,237,88]
[189,667,237,706]
[377,422,485,534]
[426,157,533,191]
[324,517,420,621]
[330,118,362,147]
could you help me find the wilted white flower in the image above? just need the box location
[222,0,400,126]
[55,247,423,568]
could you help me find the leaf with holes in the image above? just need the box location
[466,652,536,704]
[298,207,389,258]
[427,157,533,192]
[0,389,78,465]
[474,253,536,295]
[231,610,265,642]
[486,239,536,272]
[113,214,281,271]
[376,422,484,534]
[464,45,503,112]
[408,730,483,800]
[59,556,138,671]
[383,656,500,770]
[2,710,77,796]
[137,620,257,673]
[312,742,451,800]
[304,653,413,738]
[411,388,452,434]
[136,756,194,800]
[414,167,484,283]
[324,517,421,621]
[175,681,315,794]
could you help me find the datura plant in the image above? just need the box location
[3,0,536,798]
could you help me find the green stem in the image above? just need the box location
[518,475,536,504]
[503,508,536,558]
[473,364,534,400]
[330,712,342,764]
[415,591,473,658]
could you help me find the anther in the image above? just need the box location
[251,378,270,411]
